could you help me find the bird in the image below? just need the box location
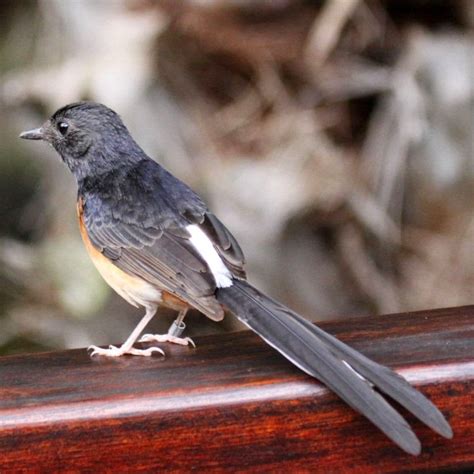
[20,101,452,455]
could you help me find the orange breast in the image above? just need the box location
[76,199,162,308]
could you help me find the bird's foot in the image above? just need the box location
[88,344,165,357]
[139,333,196,347]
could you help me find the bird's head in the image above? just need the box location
[20,102,142,180]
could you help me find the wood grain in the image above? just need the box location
[0,306,472,472]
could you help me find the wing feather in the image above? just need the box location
[79,159,246,320]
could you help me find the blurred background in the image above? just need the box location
[0,0,472,355]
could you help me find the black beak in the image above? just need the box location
[19,127,44,140]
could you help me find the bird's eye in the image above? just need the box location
[58,122,69,136]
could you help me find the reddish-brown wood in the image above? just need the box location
[0,306,472,472]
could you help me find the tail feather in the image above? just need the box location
[217,280,452,455]
[295,313,453,439]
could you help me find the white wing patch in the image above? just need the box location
[186,224,233,288]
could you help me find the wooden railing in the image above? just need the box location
[0,306,472,472]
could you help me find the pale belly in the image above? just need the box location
[78,210,162,308]
[90,252,163,308]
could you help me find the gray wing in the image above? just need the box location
[81,160,245,319]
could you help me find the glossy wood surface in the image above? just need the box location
[0,306,472,472]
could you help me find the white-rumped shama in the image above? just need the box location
[20,102,452,454]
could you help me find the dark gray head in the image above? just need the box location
[20,102,144,181]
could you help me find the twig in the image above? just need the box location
[305,0,360,68]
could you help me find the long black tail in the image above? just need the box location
[216,280,452,455]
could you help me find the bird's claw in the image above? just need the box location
[88,344,165,357]
[139,333,196,348]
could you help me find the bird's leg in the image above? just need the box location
[139,309,195,347]
[89,305,165,357]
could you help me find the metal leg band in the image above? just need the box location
[168,320,186,337]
